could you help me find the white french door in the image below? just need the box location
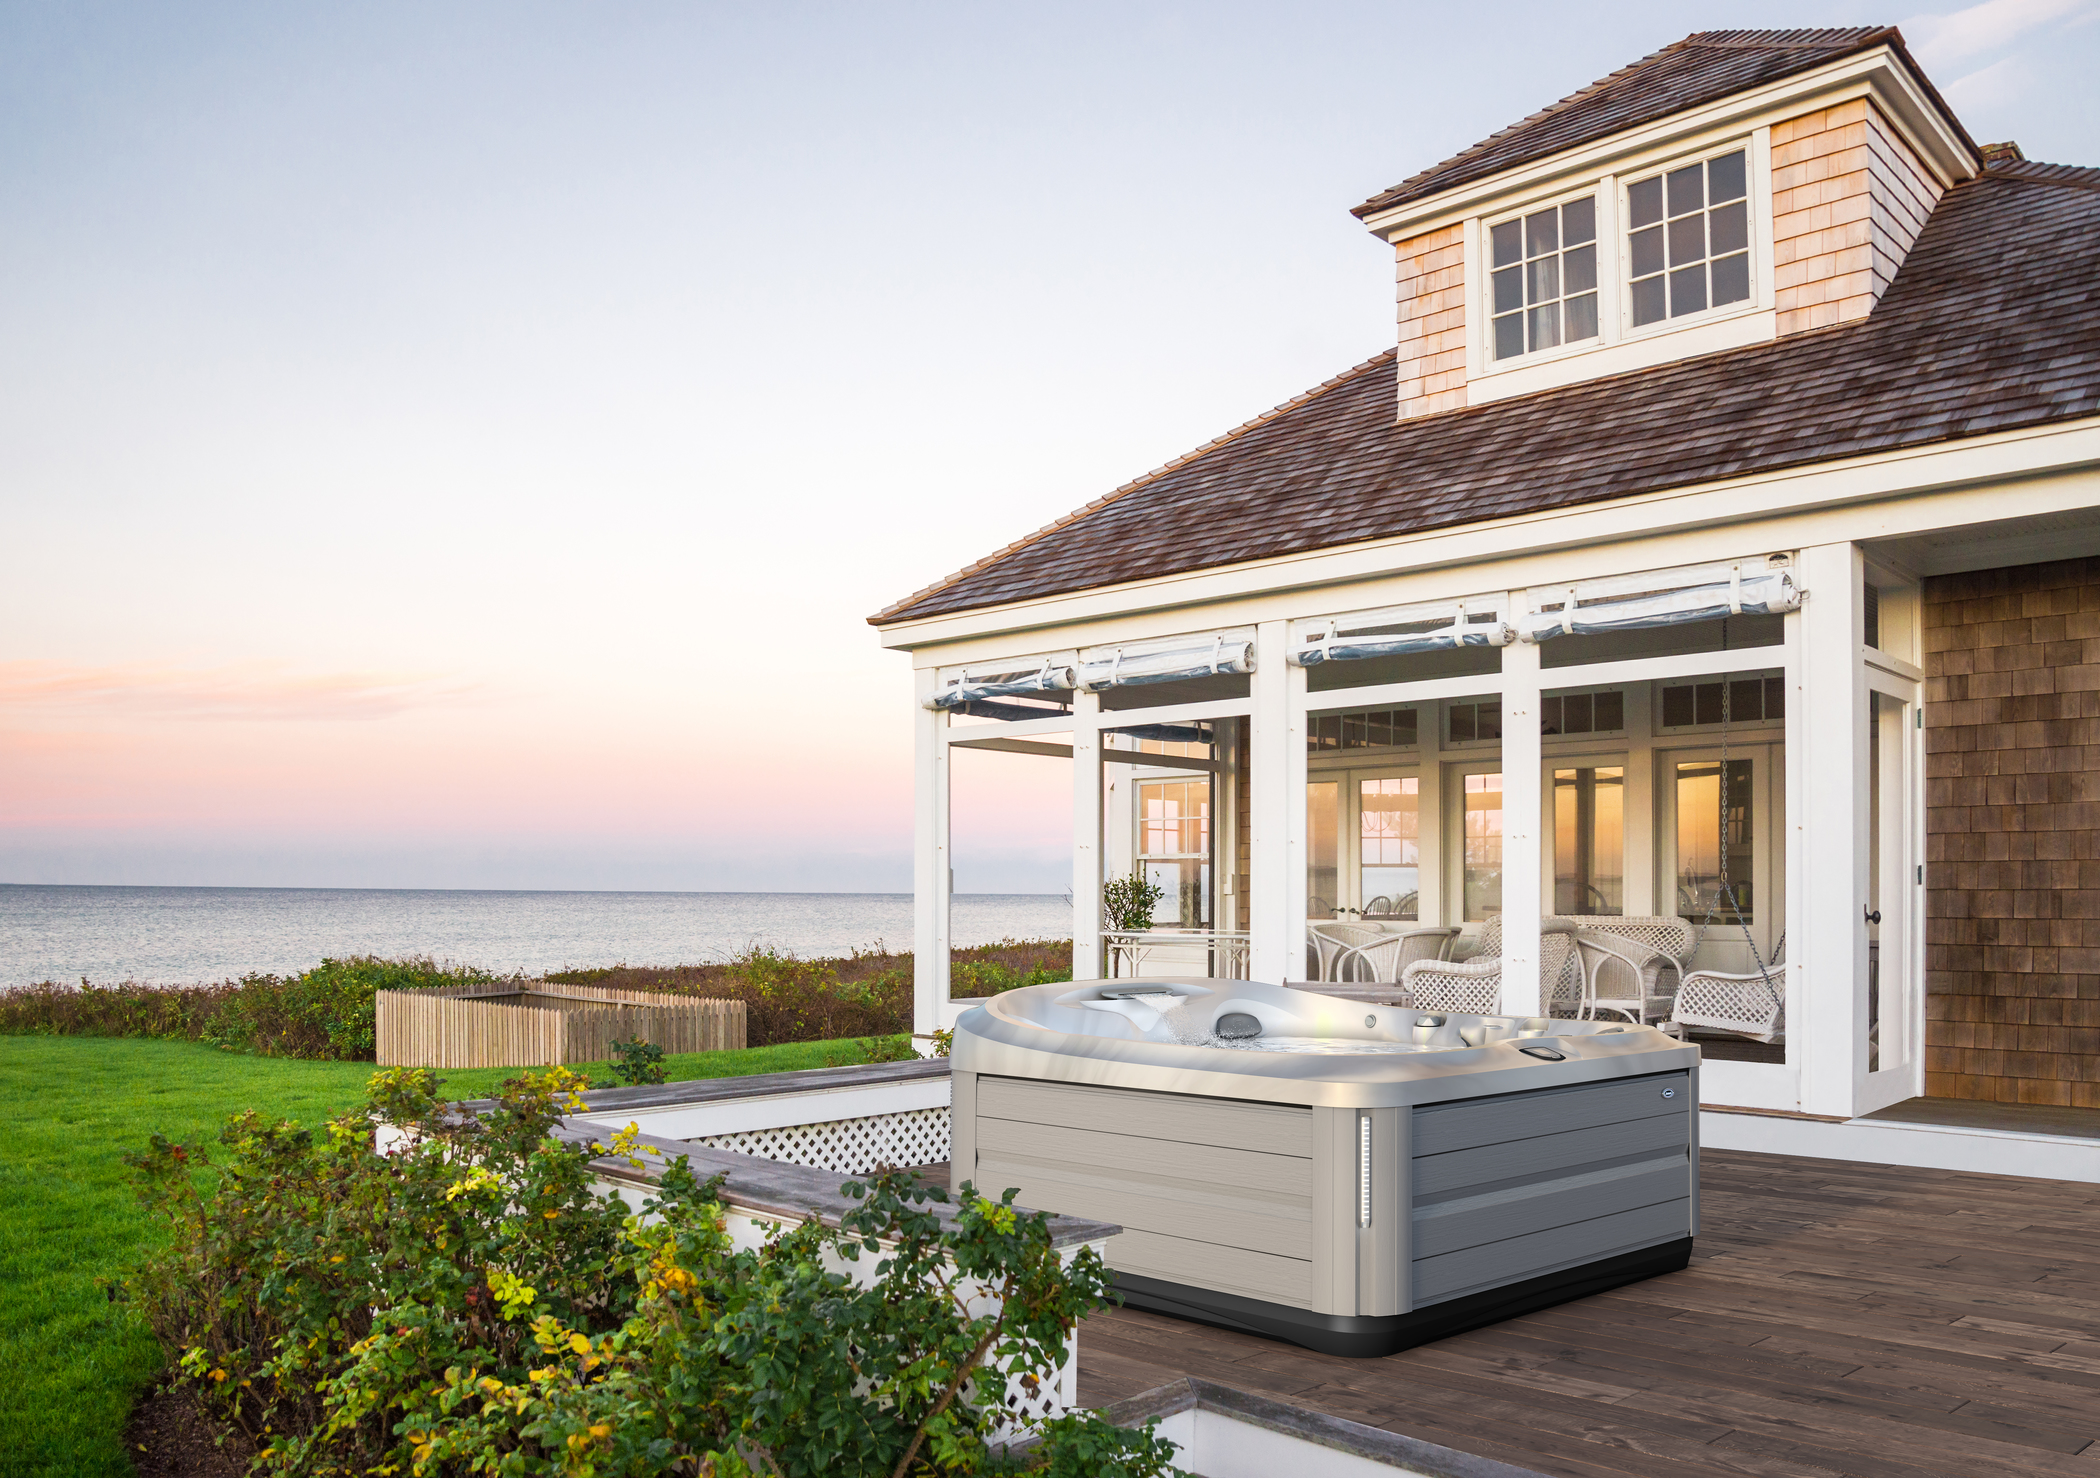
[1656,741,1784,976]
[1305,768,1422,924]
[1860,676,1923,1111]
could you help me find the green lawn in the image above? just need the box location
[0,1035,862,1478]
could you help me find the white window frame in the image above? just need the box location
[1322,764,1427,923]
[1617,137,1764,343]
[1464,128,1775,402]
[1478,184,1608,371]
[1133,772,1215,929]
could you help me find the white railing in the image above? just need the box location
[1103,929,1252,980]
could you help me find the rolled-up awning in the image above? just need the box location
[926,658,1075,711]
[1290,603,1514,667]
[1077,633,1254,691]
[1519,566,1801,643]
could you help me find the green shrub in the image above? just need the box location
[823,1033,918,1067]
[0,956,499,1061]
[119,1070,1180,1476]
[544,939,1074,1047]
[604,1036,669,1086]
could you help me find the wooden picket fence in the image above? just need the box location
[376,982,746,1069]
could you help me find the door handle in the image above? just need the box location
[1864,908,1882,925]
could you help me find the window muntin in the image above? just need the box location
[1627,148,1750,327]
[1490,195,1599,361]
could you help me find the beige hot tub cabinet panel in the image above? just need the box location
[973,1079,1320,1307]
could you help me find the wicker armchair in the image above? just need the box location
[1673,937,1786,1043]
[1547,916,1696,1025]
[1308,924,1457,984]
[1401,919,1581,1016]
[1306,924,1363,983]
[1570,933,1679,1024]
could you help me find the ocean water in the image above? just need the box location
[0,885,1072,986]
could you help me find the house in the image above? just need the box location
[872,27,2100,1178]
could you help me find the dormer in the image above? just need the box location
[1356,28,1980,419]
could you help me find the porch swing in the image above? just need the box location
[1671,682,1787,1045]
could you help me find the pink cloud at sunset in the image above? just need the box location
[0,660,479,723]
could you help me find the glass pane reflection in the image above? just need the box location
[1463,773,1503,922]
[1554,767,1625,915]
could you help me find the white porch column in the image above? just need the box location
[1072,691,1104,982]
[1500,618,1545,1015]
[1621,675,1656,917]
[1251,620,1299,982]
[1797,542,1868,1117]
[912,669,950,1042]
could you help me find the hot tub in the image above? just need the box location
[951,977,1699,1357]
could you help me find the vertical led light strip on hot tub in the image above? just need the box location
[1359,1113,1372,1227]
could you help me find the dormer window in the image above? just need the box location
[1626,147,1750,327]
[1489,195,1599,361]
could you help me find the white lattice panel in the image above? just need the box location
[689,1106,950,1174]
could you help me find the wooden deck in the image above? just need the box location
[1077,1149,2100,1477]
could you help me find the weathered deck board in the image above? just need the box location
[1077,1149,2100,1476]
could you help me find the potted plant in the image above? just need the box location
[1102,870,1166,933]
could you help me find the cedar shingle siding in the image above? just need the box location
[1925,559,2100,1107]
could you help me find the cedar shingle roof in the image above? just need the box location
[872,166,2100,627]
[1350,28,1956,220]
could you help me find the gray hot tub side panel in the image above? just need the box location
[1407,1070,1693,1305]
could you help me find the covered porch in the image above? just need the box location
[906,520,2100,1147]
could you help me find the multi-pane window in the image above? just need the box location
[1490,196,1598,360]
[1137,778,1210,927]
[1660,676,1784,729]
[1306,708,1417,753]
[1627,148,1750,326]
[1448,700,1502,743]
[1359,777,1420,918]
[1541,690,1625,735]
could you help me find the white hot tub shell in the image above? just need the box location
[951,977,1700,1357]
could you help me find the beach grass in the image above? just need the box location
[0,1034,864,1478]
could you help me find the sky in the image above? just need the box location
[4,0,2096,895]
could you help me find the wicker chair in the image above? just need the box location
[1673,936,1786,1044]
[1308,924,1457,984]
[1338,927,1458,983]
[1553,917,1696,1026]
[1442,917,1586,1007]
[1306,923,1362,983]
[1401,919,1581,1016]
